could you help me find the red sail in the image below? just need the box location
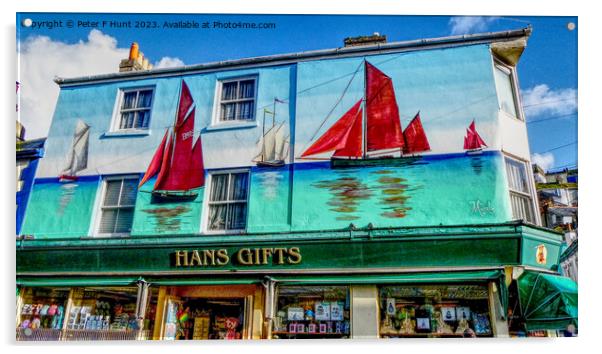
[301,100,363,158]
[464,120,487,150]
[139,130,169,187]
[177,81,194,127]
[186,136,205,189]
[333,107,363,158]
[365,61,405,152]
[154,132,174,190]
[156,108,196,191]
[402,113,430,154]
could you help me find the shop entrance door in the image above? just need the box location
[163,297,248,340]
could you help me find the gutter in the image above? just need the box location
[54,27,532,87]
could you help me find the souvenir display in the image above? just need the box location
[274,286,350,339]
[473,313,492,335]
[456,307,471,321]
[314,302,331,321]
[435,311,454,334]
[441,307,456,321]
[287,307,304,321]
[379,285,492,337]
[17,288,69,330]
[163,298,244,340]
[455,318,470,335]
[330,302,344,321]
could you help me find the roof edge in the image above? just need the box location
[55,27,531,87]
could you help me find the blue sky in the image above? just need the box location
[17,13,577,171]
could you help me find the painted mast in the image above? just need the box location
[301,61,415,166]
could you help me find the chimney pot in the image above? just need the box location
[129,42,139,60]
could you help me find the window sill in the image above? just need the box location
[203,121,257,133]
[101,130,150,139]
[202,229,247,236]
[83,234,131,239]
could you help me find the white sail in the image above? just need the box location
[277,136,290,161]
[256,123,287,162]
[62,120,90,176]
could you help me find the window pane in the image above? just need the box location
[114,208,134,233]
[208,204,227,230]
[120,179,139,206]
[210,174,229,201]
[239,80,255,99]
[221,103,236,121]
[98,209,117,234]
[120,112,134,129]
[237,101,254,120]
[494,66,518,118]
[229,173,249,201]
[222,82,237,100]
[505,158,529,193]
[137,90,153,108]
[510,192,534,223]
[103,180,122,206]
[135,110,151,129]
[121,92,136,109]
[227,203,247,230]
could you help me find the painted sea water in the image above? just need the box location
[285,151,511,231]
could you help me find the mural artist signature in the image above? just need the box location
[469,199,495,216]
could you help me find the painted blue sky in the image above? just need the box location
[17,13,577,171]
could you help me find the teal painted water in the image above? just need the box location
[288,152,511,231]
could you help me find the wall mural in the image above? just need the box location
[22,44,516,238]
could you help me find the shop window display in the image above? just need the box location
[273,286,350,339]
[379,284,492,338]
[65,287,139,332]
[18,287,69,331]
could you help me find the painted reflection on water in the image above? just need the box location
[142,205,192,232]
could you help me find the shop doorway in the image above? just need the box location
[163,296,248,340]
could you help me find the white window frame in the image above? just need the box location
[16,159,28,192]
[110,86,155,133]
[211,76,258,127]
[504,155,539,225]
[93,175,139,237]
[493,59,525,121]
[201,169,250,234]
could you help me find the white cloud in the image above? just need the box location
[17,30,185,139]
[531,152,555,172]
[154,56,185,69]
[449,16,498,35]
[521,84,577,118]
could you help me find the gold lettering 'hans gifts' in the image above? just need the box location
[174,247,302,267]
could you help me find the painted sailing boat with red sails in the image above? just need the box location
[463,120,487,155]
[300,60,430,168]
[139,80,205,203]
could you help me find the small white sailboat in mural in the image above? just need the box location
[59,120,90,182]
[254,98,290,167]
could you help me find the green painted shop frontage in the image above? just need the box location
[16,221,577,340]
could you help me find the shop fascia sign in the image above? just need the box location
[173,247,302,267]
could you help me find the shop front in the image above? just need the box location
[16,222,572,340]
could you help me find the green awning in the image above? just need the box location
[16,277,140,287]
[518,271,578,331]
[272,269,504,285]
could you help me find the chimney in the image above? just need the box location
[119,42,153,72]
[344,32,387,47]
